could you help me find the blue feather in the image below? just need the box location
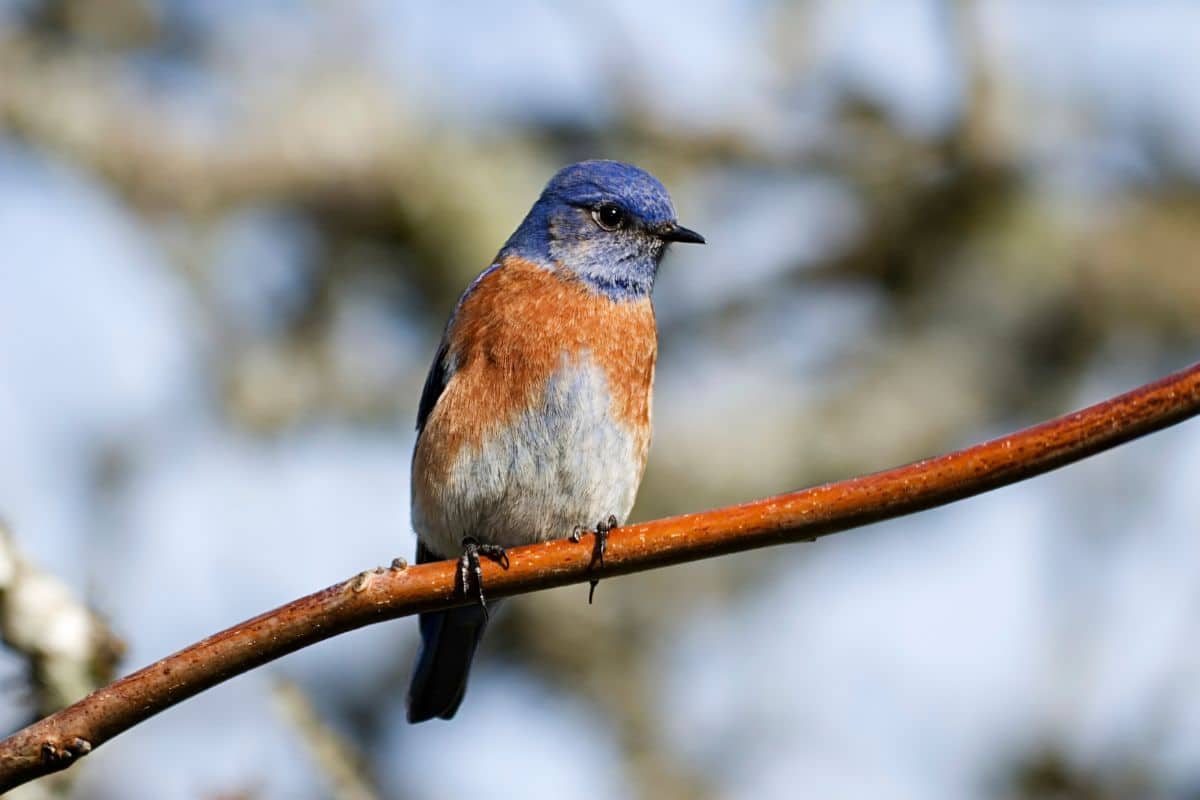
[498,160,688,300]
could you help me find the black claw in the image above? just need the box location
[458,536,509,616]
[586,515,619,605]
[478,543,510,569]
[596,515,617,563]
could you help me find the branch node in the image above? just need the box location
[348,571,373,594]
[39,736,90,765]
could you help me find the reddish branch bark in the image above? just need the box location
[3,360,1200,791]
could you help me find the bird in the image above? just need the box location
[406,159,704,723]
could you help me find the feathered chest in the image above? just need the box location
[428,260,655,456]
[411,260,657,551]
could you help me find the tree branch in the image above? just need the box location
[2,360,1200,791]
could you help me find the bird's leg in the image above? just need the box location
[458,536,509,616]
[583,515,618,605]
[594,514,617,565]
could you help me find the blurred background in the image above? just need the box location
[2,1,1199,798]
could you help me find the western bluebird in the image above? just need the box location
[406,160,704,723]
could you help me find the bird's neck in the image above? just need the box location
[498,244,657,303]
[566,261,657,300]
[498,206,554,265]
[498,206,660,301]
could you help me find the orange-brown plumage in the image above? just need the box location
[413,256,656,530]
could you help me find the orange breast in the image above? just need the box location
[414,257,656,491]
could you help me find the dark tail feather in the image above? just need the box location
[406,603,489,723]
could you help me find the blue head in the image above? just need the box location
[499,160,705,299]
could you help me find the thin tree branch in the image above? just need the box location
[2,360,1199,791]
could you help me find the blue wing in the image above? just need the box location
[415,339,448,434]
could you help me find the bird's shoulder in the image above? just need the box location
[413,260,508,434]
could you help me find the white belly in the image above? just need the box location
[414,358,645,556]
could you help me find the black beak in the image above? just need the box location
[659,222,706,244]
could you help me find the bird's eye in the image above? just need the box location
[592,203,626,231]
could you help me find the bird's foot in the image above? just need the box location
[594,514,617,565]
[458,536,509,617]
[571,515,618,605]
